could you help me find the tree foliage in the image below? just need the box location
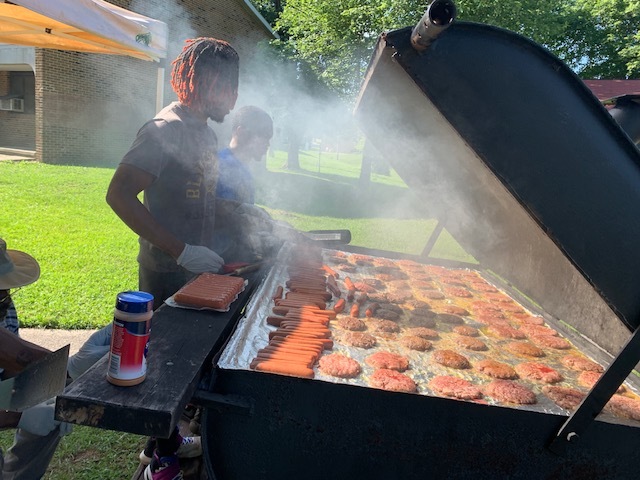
[256,0,640,102]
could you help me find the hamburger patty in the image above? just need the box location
[542,386,585,411]
[406,314,436,328]
[337,317,366,331]
[432,350,471,369]
[577,371,626,393]
[429,375,483,400]
[560,354,604,373]
[365,352,410,372]
[369,319,400,334]
[406,327,439,339]
[440,305,470,316]
[453,325,479,337]
[605,395,640,421]
[529,335,571,350]
[370,369,417,393]
[505,342,545,358]
[399,335,432,352]
[515,362,563,384]
[487,324,526,340]
[436,313,465,325]
[318,354,361,378]
[475,359,518,379]
[341,331,376,349]
[484,379,537,405]
[454,335,487,351]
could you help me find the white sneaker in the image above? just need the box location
[176,435,202,459]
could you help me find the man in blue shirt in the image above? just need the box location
[216,105,273,204]
[214,106,274,262]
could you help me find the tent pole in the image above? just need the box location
[156,58,165,113]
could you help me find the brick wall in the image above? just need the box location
[38,49,156,165]
[0,71,36,150]
[35,0,274,166]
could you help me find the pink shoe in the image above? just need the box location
[143,453,183,480]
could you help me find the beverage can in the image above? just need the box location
[106,291,154,386]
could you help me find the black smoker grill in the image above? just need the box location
[200,2,640,478]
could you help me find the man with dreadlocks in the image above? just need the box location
[106,37,240,480]
[107,37,239,310]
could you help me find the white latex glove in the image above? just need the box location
[177,244,224,273]
[67,324,112,381]
[18,398,72,437]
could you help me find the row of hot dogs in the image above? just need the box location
[249,251,339,378]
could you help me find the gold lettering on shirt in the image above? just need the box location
[186,175,203,199]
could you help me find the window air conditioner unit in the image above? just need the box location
[0,98,24,112]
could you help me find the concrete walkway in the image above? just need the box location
[0,148,34,161]
[20,328,97,355]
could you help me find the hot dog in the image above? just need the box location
[344,277,356,301]
[251,360,315,378]
[255,351,316,367]
[365,302,380,318]
[260,345,320,360]
[269,339,325,354]
[275,299,327,309]
[278,326,331,338]
[350,303,360,318]
[280,320,332,330]
[270,334,333,350]
[272,285,284,301]
[333,298,346,313]
[322,264,339,278]
[283,313,330,325]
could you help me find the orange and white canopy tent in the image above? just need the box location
[0,0,167,62]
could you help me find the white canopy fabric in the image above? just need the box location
[0,0,167,61]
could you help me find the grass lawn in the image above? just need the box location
[0,148,473,478]
[0,151,473,329]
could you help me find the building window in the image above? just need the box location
[6,71,35,114]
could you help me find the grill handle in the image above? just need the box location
[411,0,457,51]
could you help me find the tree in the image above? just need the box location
[241,40,343,170]
[251,0,284,27]
[275,0,640,102]
[562,0,640,78]
[251,0,640,173]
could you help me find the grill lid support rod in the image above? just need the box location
[421,219,446,257]
[548,324,640,455]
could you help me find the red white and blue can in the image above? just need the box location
[106,291,154,386]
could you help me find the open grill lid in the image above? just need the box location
[354,2,640,356]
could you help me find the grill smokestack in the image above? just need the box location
[411,0,457,51]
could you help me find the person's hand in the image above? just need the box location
[67,324,112,381]
[177,244,224,273]
[18,398,72,437]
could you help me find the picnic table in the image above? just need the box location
[55,269,266,439]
